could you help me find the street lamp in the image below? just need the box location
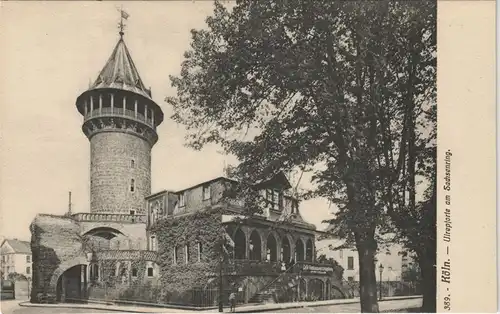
[378,264,384,301]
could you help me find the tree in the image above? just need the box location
[167,1,435,312]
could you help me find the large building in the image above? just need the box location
[1,238,32,280]
[29,21,347,305]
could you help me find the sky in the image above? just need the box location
[0,1,333,241]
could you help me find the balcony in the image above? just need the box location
[72,213,146,224]
[84,108,155,130]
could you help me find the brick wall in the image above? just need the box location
[90,132,151,214]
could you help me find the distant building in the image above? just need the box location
[1,238,32,280]
[316,236,418,283]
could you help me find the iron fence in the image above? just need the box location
[87,284,244,308]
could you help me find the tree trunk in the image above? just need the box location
[357,239,379,313]
[417,248,436,312]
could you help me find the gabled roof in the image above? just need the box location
[2,239,31,254]
[253,171,292,190]
[90,37,152,100]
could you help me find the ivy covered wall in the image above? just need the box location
[152,208,224,291]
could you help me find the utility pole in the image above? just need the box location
[68,191,72,214]
[218,233,224,312]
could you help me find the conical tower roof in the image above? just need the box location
[90,37,152,100]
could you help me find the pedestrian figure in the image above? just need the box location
[229,291,236,312]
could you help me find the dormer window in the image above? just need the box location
[179,192,186,207]
[266,189,282,211]
[203,184,211,201]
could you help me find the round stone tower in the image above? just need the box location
[75,33,163,215]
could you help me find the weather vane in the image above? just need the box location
[117,6,129,38]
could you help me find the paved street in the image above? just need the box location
[1,297,422,314]
[269,298,422,313]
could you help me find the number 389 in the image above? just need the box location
[444,296,451,310]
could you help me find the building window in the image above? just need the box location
[131,159,135,169]
[179,193,185,207]
[147,267,154,277]
[132,268,138,277]
[26,256,30,263]
[150,236,157,251]
[339,250,343,259]
[130,179,135,192]
[347,256,354,270]
[348,276,354,282]
[203,184,211,200]
[266,189,282,210]
[130,210,135,215]
[198,242,202,262]
[185,244,190,264]
[2,256,5,262]
[26,267,30,274]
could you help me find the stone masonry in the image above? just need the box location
[90,132,152,214]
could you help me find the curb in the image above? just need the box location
[18,301,152,313]
[18,296,422,313]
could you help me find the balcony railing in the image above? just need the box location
[72,213,146,223]
[95,250,157,261]
[84,108,155,129]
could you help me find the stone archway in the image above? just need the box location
[56,264,87,302]
[82,226,125,251]
[50,256,89,303]
[49,257,88,290]
[234,228,246,259]
[281,236,292,263]
[295,239,304,261]
[249,230,262,261]
[266,233,278,262]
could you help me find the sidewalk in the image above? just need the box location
[19,295,422,313]
[224,296,422,313]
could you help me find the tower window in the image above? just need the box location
[147,267,154,277]
[132,268,138,277]
[150,236,157,251]
[185,244,190,264]
[198,242,203,262]
[130,179,135,192]
[131,159,135,169]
